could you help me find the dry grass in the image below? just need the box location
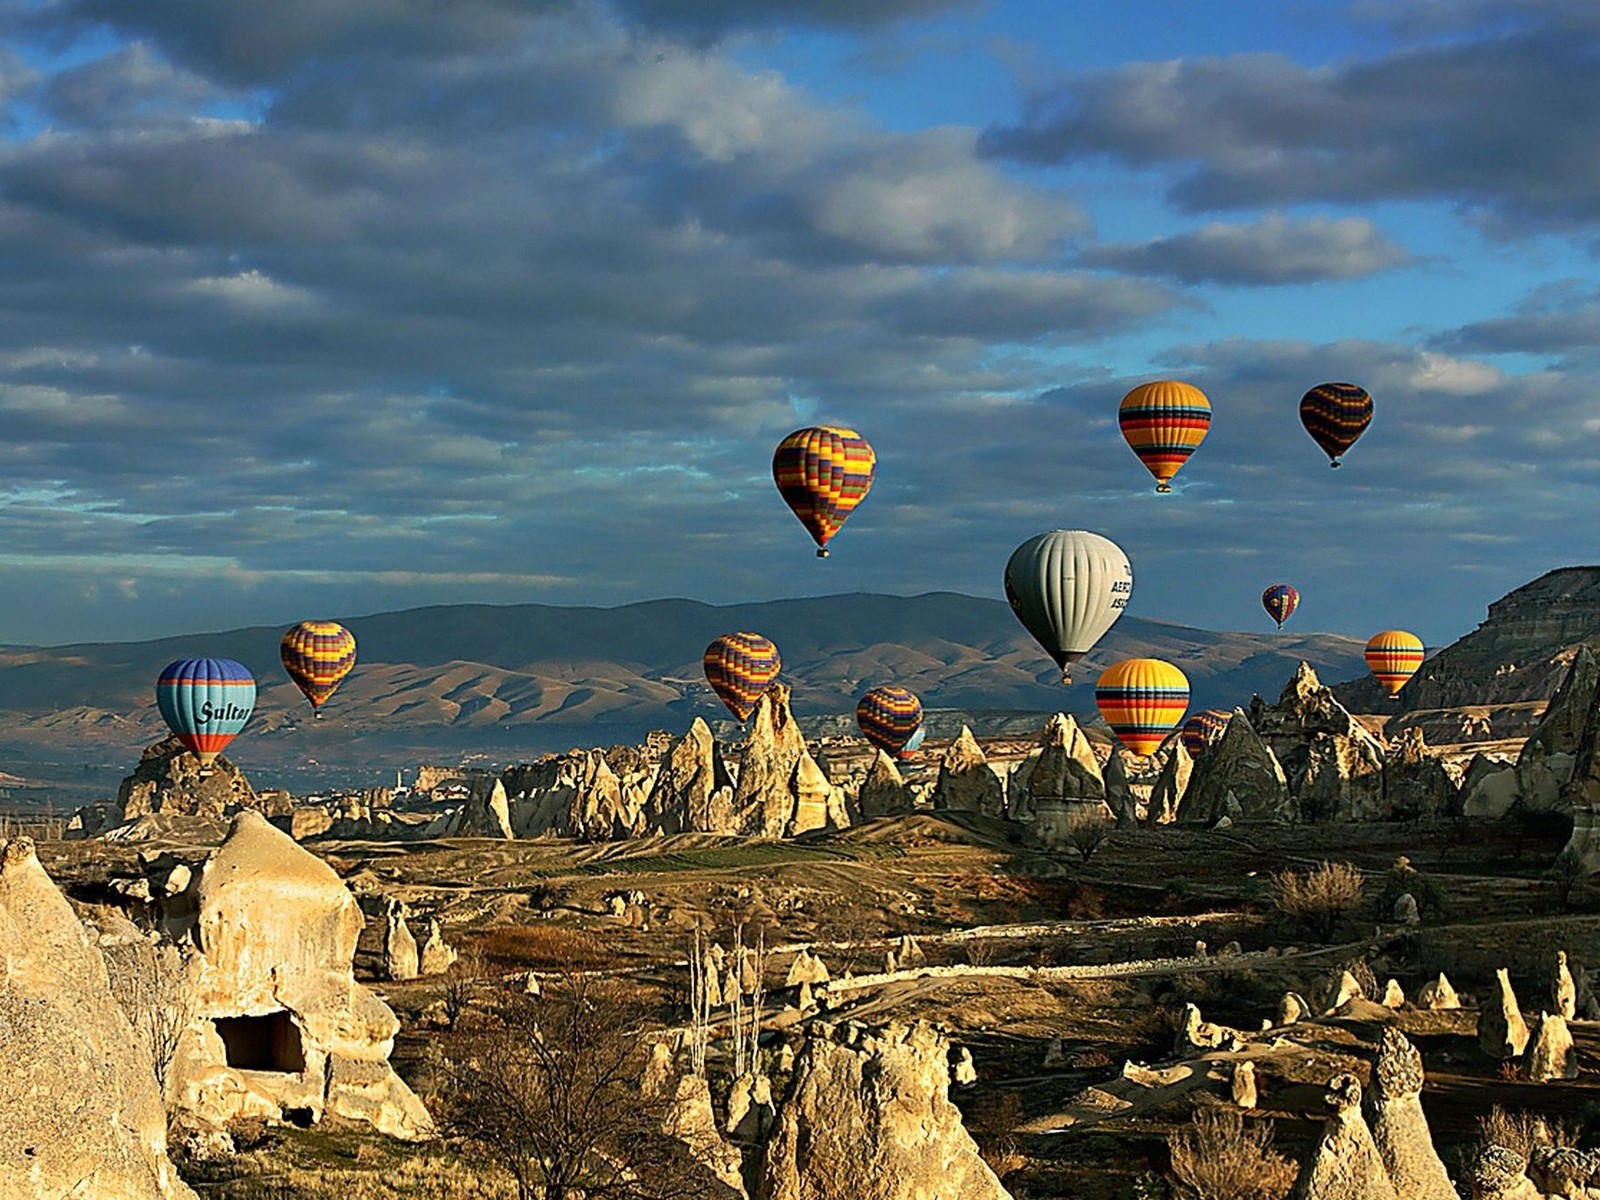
[1270,861,1364,942]
[1167,1107,1296,1200]
[192,1154,517,1199]
[1475,1104,1578,1166]
[462,925,610,971]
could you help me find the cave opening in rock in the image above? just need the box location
[213,1011,305,1073]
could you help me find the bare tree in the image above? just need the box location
[1270,861,1364,943]
[104,938,194,1098]
[1067,812,1112,862]
[441,948,486,1029]
[438,974,710,1200]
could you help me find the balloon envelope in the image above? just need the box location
[1365,630,1423,697]
[281,620,357,712]
[1261,584,1300,630]
[1004,530,1132,682]
[1180,708,1231,758]
[156,658,256,765]
[903,725,927,755]
[856,686,924,757]
[1119,380,1211,492]
[771,426,876,557]
[1096,658,1190,758]
[703,632,781,722]
[1300,382,1373,467]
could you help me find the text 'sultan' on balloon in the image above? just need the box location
[771,426,876,558]
[1300,382,1373,468]
[1004,530,1132,683]
[1365,630,1423,698]
[856,686,924,758]
[155,658,256,766]
[1096,658,1190,758]
[281,620,357,716]
[1261,584,1300,630]
[1118,380,1211,493]
[703,632,781,723]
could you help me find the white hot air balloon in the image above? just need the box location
[1004,530,1133,683]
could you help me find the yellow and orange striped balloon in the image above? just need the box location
[1365,630,1423,698]
[771,425,876,557]
[1095,658,1190,757]
[1118,380,1211,493]
[281,620,357,714]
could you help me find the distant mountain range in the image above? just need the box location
[0,593,1370,783]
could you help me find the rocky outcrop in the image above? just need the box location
[930,727,1005,817]
[1467,1146,1543,1200]
[1524,1012,1578,1082]
[757,1022,1012,1200]
[1179,708,1293,824]
[0,838,198,1200]
[1289,1073,1399,1200]
[452,774,513,838]
[1365,1029,1455,1200]
[1382,728,1459,820]
[858,751,916,818]
[731,685,845,838]
[1522,644,1599,765]
[643,718,735,833]
[381,898,420,981]
[165,812,431,1138]
[1553,951,1577,1020]
[1417,973,1460,1010]
[107,735,268,829]
[1017,714,1109,847]
[419,919,457,976]
[1253,663,1386,822]
[1478,968,1531,1060]
[1105,750,1138,828]
[1147,740,1192,825]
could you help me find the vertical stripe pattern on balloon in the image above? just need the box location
[281,620,358,710]
[855,686,924,757]
[1095,658,1190,757]
[1261,584,1300,629]
[772,426,876,555]
[703,632,782,722]
[1118,380,1212,492]
[1299,382,1373,465]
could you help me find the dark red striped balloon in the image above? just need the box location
[1299,382,1372,467]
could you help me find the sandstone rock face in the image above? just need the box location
[1015,714,1104,810]
[1253,663,1386,822]
[1147,740,1192,825]
[1289,1074,1399,1200]
[115,735,263,825]
[659,1072,745,1197]
[1558,803,1600,880]
[1383,728,1460,821]
[1528,1146,1600,1198]
[858,751,916,818]
[1522,644,1600,765]
[1462,760,1520,820]
[1179,709,1292,824]
[452,774,513,838]
[1104,750,1138,828]
[643,718,735,834]
[931,727,1005,817]
[1524,1012,1578,1082]
[381,899,419,981]
[1478,968,1531,1060]
[1554,951,1578,1020]
[168,812,431,1138]
[757,1022,1012,1200]
[1417,973,1460,1010]
[731,685,842,838]
[0,838,198,1200]
[419,919,457,976]
[1466,1145,1543,1200]
[1365,1029,1455,1200]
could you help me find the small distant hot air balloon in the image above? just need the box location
[1300,382,1373,467]
[703,633,781,723]
[1004,530,1133,683]
[1261,584,1300,630]
[281,620,357,717]
[1119,380,1211,493]
[856,686,924,758]
[155,658,256,766]
[1096,658,1190,757]
[1180,708,1231,758]
[772,426,876,557]
[1365,630,1423,698]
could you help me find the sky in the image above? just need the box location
[0,0,1597,647]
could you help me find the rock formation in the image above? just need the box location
[165,812,432,1138]
[1528,1146,1600,1197]
[453,773,514,838]
[1253,663,1386,822]
[658,1072,746,1197]
[757,1021,1012,1200]
[1147,740,1192,825]
[1553,950,1577,1019]
[419,919,457,976]
[731,685,846,838]
[643,718,735,833]
[1278,992,1309,1025]
[91,736,269,835]
[1019,714,1108,847]
[381,898,420,981]
[1289,1073,1399,1200]
[1383,728,1460,821]
[1393,893,1420,925]
[931,727,1005,817]
[1466,1145,1542,1200]
[1104,749,1138,828]
[1179,708,1293,824]
[1231,1060,1257,1109]
[1417,973,1460,1010]
[1524,1012,1578,1081]
[1365,1029,1455,1200]
[858,751,916,818]
[1478,968,1531,1060]
[0,837,198,1200]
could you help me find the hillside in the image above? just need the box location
[0,593,1367,776]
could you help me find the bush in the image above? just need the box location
[1067,813,1112,862]
[1167,1107,1295,1200]
[1270,861,1364,942]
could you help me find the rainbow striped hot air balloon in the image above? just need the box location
[856,686,924,759]
[156,658,256,766]
[703,632,781,723]
[1180,708,1231,758]
[1096,658,1190,758]
[1365,630,1423,698]
[772,426,876,557]
[281,620,357,717]
[1261,584,1300,630]
[1119,380,1211,493]
[1300,382,1373,467]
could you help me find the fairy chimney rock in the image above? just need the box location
[1147,739,1192,825]
[381,898,419,981]
[732,684,808,838]
[932,726,1005,817]
[643,718,735,834]
[1418,973,1460,1010]
[858,750,915,818]
[1289,1073,1399,1200]
[1525,1012,1578,1082]
[1179,709,1293,824]
[1553,950,1577,1020]
[1479,968,1531,1060]
[1366,1029,1456,1200]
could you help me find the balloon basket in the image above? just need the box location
[314,711,323,721]
[1330,460,1341,468]
[1156,484,1172,493]
[816,548,829,558]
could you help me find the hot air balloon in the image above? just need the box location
[856,686,923,758]
[1300,382,1373,467]
[1365,630,1423,698]
[772,426,876,557]
[1095,658,1190,757]
[1180,708,1231,758]
[1119,380,1211,493]
[903,725,927,755]
[1004,530,1132,683]
[155,658,256,766]
[1261,584,1300,630]
[703,632,781,723]
[280,620,357,717]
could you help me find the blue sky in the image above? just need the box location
[0,0,1595,648]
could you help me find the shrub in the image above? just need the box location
[1067,813,1112,862]
[1167,1107,1295,1200]
[1270,861,1364,942]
